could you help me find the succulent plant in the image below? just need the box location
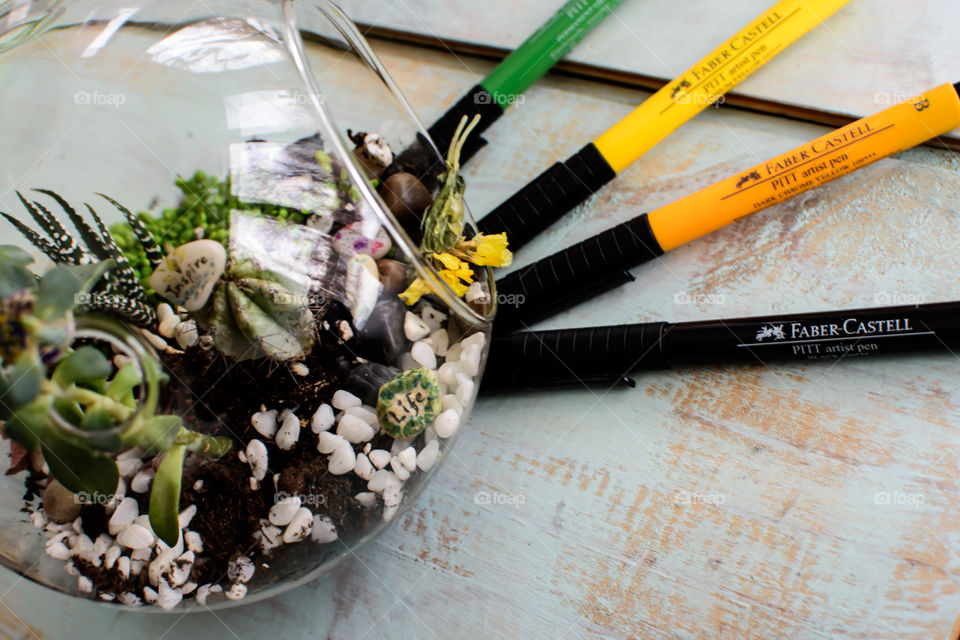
[0,248,230,545]
[196,259,316,362]
[1,190,160,326]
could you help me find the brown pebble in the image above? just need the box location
[352,148,383,180]
[42,479,82,523]
[379,172,432,240]
[376,259,408,293]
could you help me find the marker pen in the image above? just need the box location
[483,300,960,389]
[495,81,960,330]
[476,0,851,248]
[427,0,625,163]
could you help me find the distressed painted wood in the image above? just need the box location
[4,37,960,640]
[339,0,960,142]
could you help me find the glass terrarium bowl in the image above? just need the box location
[0,0,495,611]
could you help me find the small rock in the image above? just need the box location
[367,470,402,495]
[168,551,194,587]
[428,329,449,357]
[397,446,417,472]
[345,253,382,328]
[417,440,440,471]
[227,556,255,584]
[225,583,247,601]
[184,531,203,553]
[441,394,463,415]
[327,441,356,475]
[157,303,175,324]
[455,376,475,406]
[410,340,437,369]
[117,556,131,579]
[46,541,71,560]
[131,469,154,494]
[257,524,282,553]
[420,305,447,331]
[377,368,442,439]
[118,523,154,550]
[149,239,227,311]
[118,592,142,606]
[337,413,375,443]
[174,320,199,349]
[246,440,268,481]
[437,362,460,389]
[376,258,407,293]
[276,409,301,450]
[104,545,121,570]
[433,408,461,438]
[178,504,198,530]
[317,431,344,454]
[338,319,354,342]
[116,455,143,478]
[108,497,139,535]
[368,449,391,469]
[142,585,158,604]
[334,221,392,260]
[390,456,411,481]
[290,362,309,376]
[459,342,483,377]
[282,508,314,543]
[78,575,93,593]
[346,405,378,426]
[354,492,377,508]
[42,480,82,524]
[311,515,338,543]
[251,409,279,439]
[332,389,362,410]
[196,584,212,605]
[311,404,335,433]
[156,581,183,609]
[403,311,431,341]
[131,547,152,562]
[358,300,407,362]
[158,314,180,339]
[354,453,374,481]
[269,496,301,526]
[30,510,46,530]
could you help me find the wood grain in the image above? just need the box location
[338,0,960,146]
[4,32,960,640]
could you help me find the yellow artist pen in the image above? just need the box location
[478,0,851,249]
[494,82,960,329]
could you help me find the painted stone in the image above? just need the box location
[345,254,382,329]
[149,240,226,311]
[333,221,391,259]
[377,367,441,439]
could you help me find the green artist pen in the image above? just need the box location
[427,0,625,163]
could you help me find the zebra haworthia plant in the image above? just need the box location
[0,247,230,545]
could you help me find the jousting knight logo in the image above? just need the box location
[755,324,786,342]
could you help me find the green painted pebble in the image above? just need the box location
[377,367,441,439]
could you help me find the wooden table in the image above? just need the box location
[4,2,960,638]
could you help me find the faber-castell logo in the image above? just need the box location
[736,171,762,189]
[755,324,786,342]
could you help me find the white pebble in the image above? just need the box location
[354,453,374,481]
[131,547,152,562]
[290,362,309,377]
[116,455,142,478]
[354,492,377,508]
[455,377,475,406]
[131,469,154,494]
[338,319,354,341]
[410,340,437,369]
[157,303,175,323]
[157,582,182,609]
[458,342,483,377]
[390,438,413,455]
[428,329,449,357]
[331,389,361,410]
[184,531,203,553]
[72,516,83,534]
[249,477,259,491]
[383,504,400,522]
[437,362,459,388]
[397,447,417,472]
[276,409,301,450]
[420,305,447,331]
[246,440,268,481]
[131,559,146,576]
[317,431,344,454]
[78,576,93,593]
[227,556,255,584]
[108,498,139,535]
[404,311,431,341]
[327,441,357,475]
[441,394,463,415]
[196,584,212,606]
[399,352,417,371]
[283,508,314,543]
[367,469,401,495]
[311,515,337,543]
[193,479,204,492]
[178,504,197,530]
[46,541,71,560]
[174,320,199,349]
[117,556,131,579]
[311,404,335,433]
[257,524,282,553]
[158,314,180,339]
[225,583,247,601]
[251,409,278,439]
[64,561,79,576]
[416,440,440,471]
[390,457,411,481]
[269,496,301,526]
[337,414,375,443]
[433,409,461,438]
[445,341,463,363]
[168,551,194,587]
[118,524,155,550]
[118,592,142,606]
[346,405,378,426]
[142,585,158,603]
[104,545,121,570]
[30,510,47,529]
[369,449,391,469]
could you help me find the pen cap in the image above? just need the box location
[494,213,663,330]
[477,142,616,248]
[427,85,503,165]
[482,322,669,389]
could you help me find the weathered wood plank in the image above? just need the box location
[4,36,960,640]
[338,0,960,142]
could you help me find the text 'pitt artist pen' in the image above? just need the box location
[494,81,960,330]
[483,300,960,389]
[427,0,624,164]
[477,0,850,249]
